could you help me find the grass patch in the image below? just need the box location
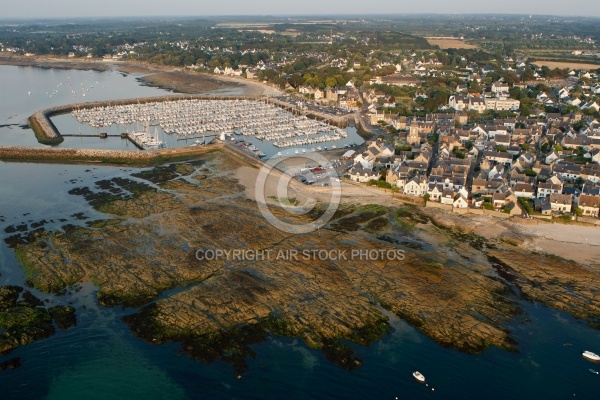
[268,196,299,206]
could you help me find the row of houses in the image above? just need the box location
[448,94,521,112]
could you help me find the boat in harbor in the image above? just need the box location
[412,371,425,383]
[590,369,599,375]
[582,350,600,361]
[143,126,166,150]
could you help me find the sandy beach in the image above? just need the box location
[236,159,600,265]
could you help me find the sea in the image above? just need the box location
[1,64,600,399]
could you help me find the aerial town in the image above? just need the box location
[3,13,600,399]
[2,15,599,220]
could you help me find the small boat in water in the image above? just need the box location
[412,371,425,383]
[590,369,599,375]
[582,351,600,362]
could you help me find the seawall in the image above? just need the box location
[0,144,224,165]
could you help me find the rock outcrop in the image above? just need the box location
[8,151,600,371]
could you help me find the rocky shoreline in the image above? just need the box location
[0,286,76,357]
[6,151,598,374]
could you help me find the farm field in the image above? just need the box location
[425,37,478,49]
[533,60,600,70]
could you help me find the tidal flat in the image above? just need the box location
[5,151,600,372]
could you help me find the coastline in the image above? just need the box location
[2,52,598,264]
[0,54,281,97]
[1,53,599,372]
[7,147,600,371]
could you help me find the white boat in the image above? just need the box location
[143,126,166,149]
[412,371,425,383]
[582,351,600,361]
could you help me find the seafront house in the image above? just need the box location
[578,194,600,217]
[550,193,573,213]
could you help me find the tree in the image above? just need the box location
[288,74,304,88]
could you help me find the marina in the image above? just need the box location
[69,98,351,153]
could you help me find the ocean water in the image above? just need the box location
[1,65,600,399]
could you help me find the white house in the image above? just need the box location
[468,97,487,113]
[403,176,427,197]
[452,188,470,208]
[537,176,563,198]
[491,81,510,93]
[440,189,456,205]
[349,164,379,183]
[427,182,444,201]
[513,183,536,199]
[549,193,573,213]
[578,194,600,217]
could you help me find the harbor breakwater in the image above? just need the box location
[0,144,224,165]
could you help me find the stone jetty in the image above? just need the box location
[0,144,223,165]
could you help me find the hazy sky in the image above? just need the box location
[4,0,600,19]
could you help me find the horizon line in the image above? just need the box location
[1,12,600,21]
